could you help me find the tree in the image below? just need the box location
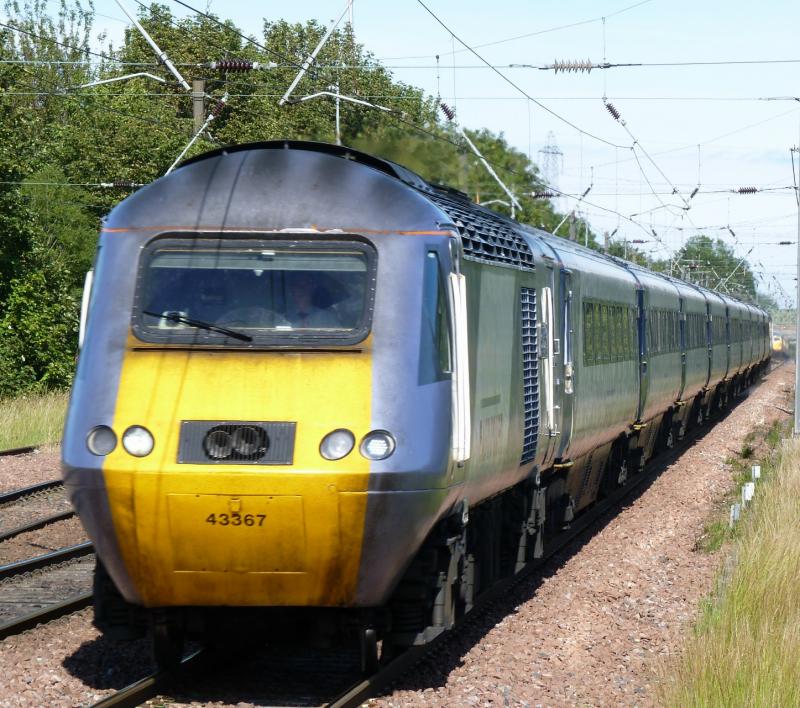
[672,235,756,300]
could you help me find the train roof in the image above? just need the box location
[174,141,767,317]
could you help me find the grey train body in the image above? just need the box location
[63,140,770,657]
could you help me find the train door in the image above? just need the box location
[556,269,574,460]
[705,301,712,387]
[540,277,558,467]
[636,287,649,422]
[448,240,471,472]
[724,306,731,378]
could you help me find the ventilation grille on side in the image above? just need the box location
[426,191,535,271]
[520,287,539,465]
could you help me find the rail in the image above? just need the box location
[0,510,76,544]
[0,479,62,505]
[88,650,206,708]
[0,445,39,457]
[0,592,92,640]
[0,541,93,581]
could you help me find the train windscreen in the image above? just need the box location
[132,237,375,346]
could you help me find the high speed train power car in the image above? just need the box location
[62,141,770,670]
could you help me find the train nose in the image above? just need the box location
[107,469,370,608]
[166,493,306,573]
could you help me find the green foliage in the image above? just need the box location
[0,0,772,398]
[21,164,97,283]
[673,234,757,300]
[0,269,79,396]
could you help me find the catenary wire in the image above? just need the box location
[412,0,627,150]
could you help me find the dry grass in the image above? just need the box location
[0,390,68,450]
[660,434,800,706]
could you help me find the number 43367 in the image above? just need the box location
[205,513,266,527]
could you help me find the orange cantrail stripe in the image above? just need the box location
[101,226,454,236]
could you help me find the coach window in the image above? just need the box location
[584,302,595,365]
[628,307,636,359]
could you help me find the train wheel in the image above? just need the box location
[665,428,675,450]
[360,627,379,674]
[152,612,184,671]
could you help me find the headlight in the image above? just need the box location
[122,426,154,457]
[359,430,396,460]
[205,428,233,459]
[232,425,266,457]
[320,429,355,460]
[86,425,117,456]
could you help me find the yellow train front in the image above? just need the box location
[63,142,469,667]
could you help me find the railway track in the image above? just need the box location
[0,478,74,544]
[0,445,39,457]
[8,369,781,706]
[86,382,759,708]
[0,542,94,640]
[0,478,63,505]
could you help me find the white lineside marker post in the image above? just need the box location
[743,482,755,504]
[729,503,740,528]
[752,464,761,480]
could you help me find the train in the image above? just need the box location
[62,140,770,671]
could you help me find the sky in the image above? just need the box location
[84,1,800,305]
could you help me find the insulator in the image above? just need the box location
[779,241,793,245]
[533,191,555,199]
[212,59,254,72]
[727,227,736,238]
[736,186,758,194]
[112,180,137,188]
[552,58,595,74]
[605,102,621,121]
[610,228,619,237]
[690,186,699,199]
[651,229,658,239]
[210,99,226,117]
[439,101,455,121]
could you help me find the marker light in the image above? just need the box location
[122,426,154,457]
[320,429,355,461]
[359,430,396,461]
[86,425,117,456]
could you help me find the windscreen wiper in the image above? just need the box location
[143,310,253,342]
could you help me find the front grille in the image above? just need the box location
[178,421,295,465]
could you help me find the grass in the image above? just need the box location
[693,420,784,555]
[0,389,68,450]
[660,428,800,707]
